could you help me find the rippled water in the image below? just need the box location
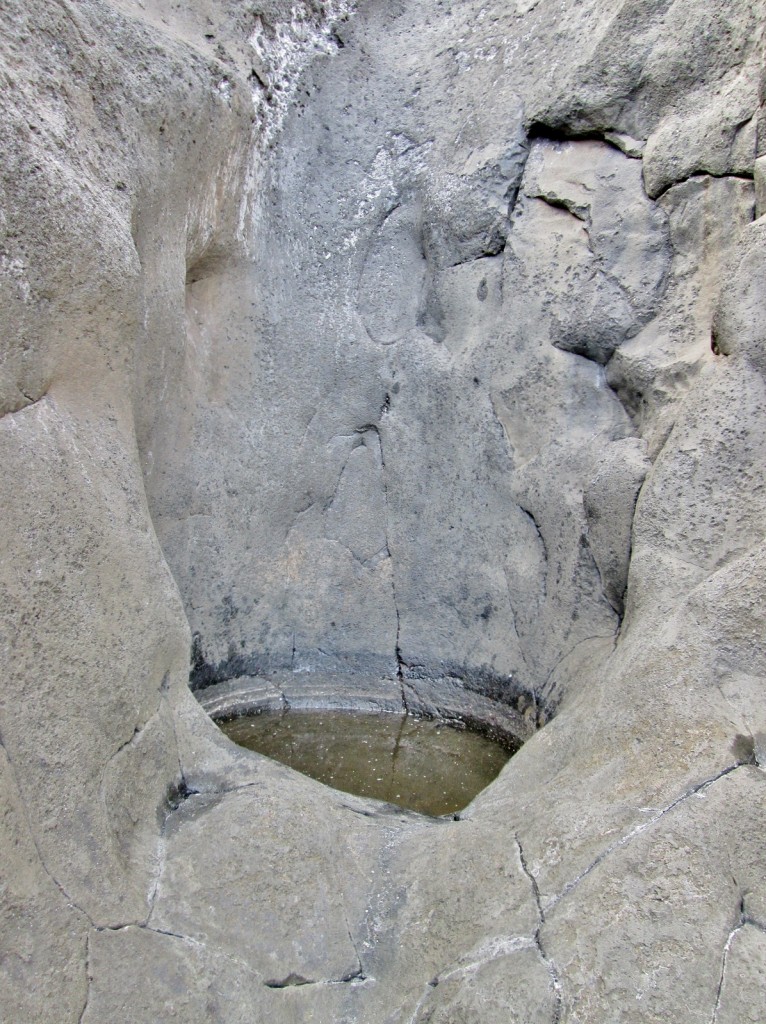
[219,710,519,816]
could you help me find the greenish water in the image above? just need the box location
[219,710,519,816]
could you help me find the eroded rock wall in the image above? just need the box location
[0,0,351,1017]
[2,1,766,1022]
[147,0,763,714]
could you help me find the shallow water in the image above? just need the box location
[219,710,519,816]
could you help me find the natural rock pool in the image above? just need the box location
[219,710,520,816]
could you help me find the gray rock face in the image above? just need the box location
[2,0,766,1021]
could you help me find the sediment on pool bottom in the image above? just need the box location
[219,709,521,816]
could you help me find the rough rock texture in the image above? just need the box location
[2,0,766,1021]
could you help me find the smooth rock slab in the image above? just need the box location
[149,771,382,989]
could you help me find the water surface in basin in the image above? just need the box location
[220,710,519,816]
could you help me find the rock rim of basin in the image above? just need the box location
[194,668,546,749]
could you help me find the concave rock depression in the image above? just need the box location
[2,0,766,1021]
[218,708,520,815]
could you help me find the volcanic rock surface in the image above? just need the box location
[2,0,766,1021]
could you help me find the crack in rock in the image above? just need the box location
[372,407,408,707]
[102,703,163,780]
[342,903,368,983]
[650,169,755,203]
[549,762,749,915]
[541,632,616,702]
[432,934,538,986]
[0,389,50,420]
[161,780,262,828]
[527,191,589,223]
[264,973,314,988]
[142,924,267,981]
[145,833,167,924]
[78,930,92,1024]
[711,898,746,1024]
[264,969,368,989]
[447,244,507,269]
[516,836,563,1024]
[95,921,264,981]
[520,506,548,594]
[404,932,549,1024]
[405,842,563,1024]
[0,730,96,928]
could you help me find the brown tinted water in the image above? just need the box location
[219,710,520,816]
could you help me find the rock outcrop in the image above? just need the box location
[2,0,765,1021]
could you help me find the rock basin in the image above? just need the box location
[196,670,540,814]
[218,708,521,816]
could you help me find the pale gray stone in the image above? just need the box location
[643,58,760,200]
[0,745,90,1024]
[583,438,651,615]
[715,925,766,1024]
[412,948,558,1024]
